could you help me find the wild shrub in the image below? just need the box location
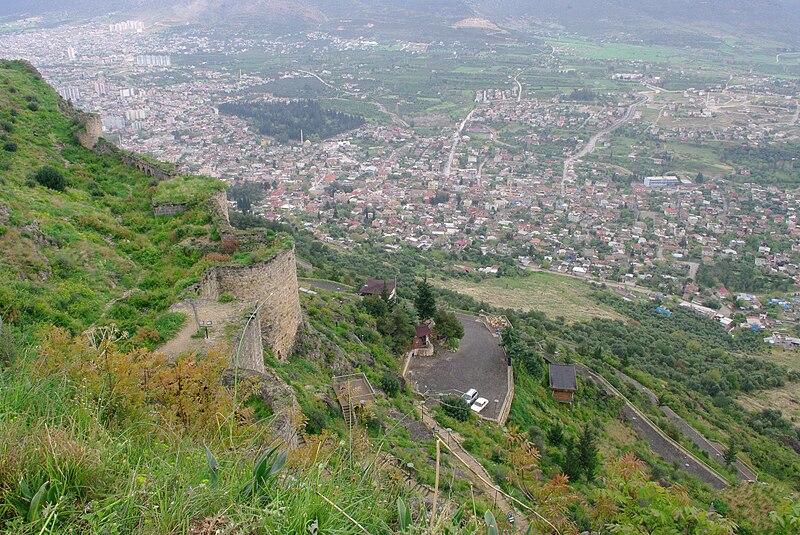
[33,166,66,191]
[380,372,402,397]
[220,238,240,255]
[440,394,471,422]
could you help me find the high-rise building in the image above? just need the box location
[109,20,144,32]
[93,79,108,96]
[102,115,126,131]
[125,109,148,121]
[58,87,81,102]
[136,55,171,67]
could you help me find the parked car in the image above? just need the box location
[463,388,479,405]
[471,397,489,413]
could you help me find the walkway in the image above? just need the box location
[157,298,244,357]
[418,406,550,533]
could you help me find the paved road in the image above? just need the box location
[561,94,647,194]
[406,314,508,421]
[300,279,353,293]
[613,368,756,481]
[577,365,729,489]
[444,109,476,179]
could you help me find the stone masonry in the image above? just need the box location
[202,248,302,361]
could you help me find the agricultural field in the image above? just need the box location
[737,348,800,423]
[434,272,624,323]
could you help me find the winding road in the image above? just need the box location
[561,95,647,194]
[298,69,409,128]
[513,71,523,102]
[443,108,477,179]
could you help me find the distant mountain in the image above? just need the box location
[1,0,798,45]
[471,1,800,43]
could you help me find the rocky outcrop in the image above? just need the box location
[224,368,303,448]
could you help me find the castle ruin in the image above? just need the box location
[202,249,302,363]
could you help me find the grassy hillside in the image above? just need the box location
[0,60,228,345]
[434,272,624,323]
[1,59,798,533]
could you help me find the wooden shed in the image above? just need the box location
[548,364,577,403]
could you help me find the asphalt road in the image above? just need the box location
[406,313,509,420]
[300,279,352,293]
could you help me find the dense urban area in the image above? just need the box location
[1,2,800,533]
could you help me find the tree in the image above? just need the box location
[502,327,544,377]
[547,422,564,446]
[562,438,581,481]
[362,294,388,318]
[33,166,66,191]
[577,423,599,481]
[380,372,402,397]
[723,434,738,467]
[433,308,464,346]
[414,278,436,321]
[377,304,416,352]
[598,453,737,533]
[440,394,471,422]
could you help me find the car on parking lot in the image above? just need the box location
[471,397,489,413]
[463,388,479,405]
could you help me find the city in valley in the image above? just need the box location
[4,15,800,341]
[3,1,800,533]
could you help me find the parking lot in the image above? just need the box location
[405,313,509,421]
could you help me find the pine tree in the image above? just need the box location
[577,423,599,481]
[563,437,582,481]
[723,434,738,467]
[414,278,436,321]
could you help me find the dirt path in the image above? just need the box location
[157,298,245,357]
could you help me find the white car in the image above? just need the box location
[471,397,489,413]
[463,388,479,405]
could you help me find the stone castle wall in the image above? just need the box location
[152,202,188,217]
[210,190,230,230]
[232,307,266,373]
[209,189,270,249]
[94,141,175,180]
[75,114,103,149]
[202,249,302,361]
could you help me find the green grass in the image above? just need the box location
[0,60,229,345]
[0,338,442,534]
[152,175,224,205]
[434,273,623,323]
